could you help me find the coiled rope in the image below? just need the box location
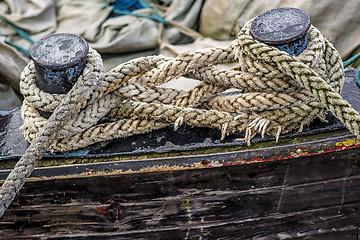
[0,19,358,217]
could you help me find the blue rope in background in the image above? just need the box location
[343,52,360,88]
[104,0,167,25]
[112,0,143,13]
[4,39,31,57]
[0,16,35,57]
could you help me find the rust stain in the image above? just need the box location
[95,199,122,220]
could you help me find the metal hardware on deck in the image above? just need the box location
[30,33,89,94]
[250,8,311,56]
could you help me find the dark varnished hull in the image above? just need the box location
[0,71,360,239]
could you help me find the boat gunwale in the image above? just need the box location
[0,131,358,182]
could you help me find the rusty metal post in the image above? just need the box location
[30,33,89,94]
[250,8,311,56]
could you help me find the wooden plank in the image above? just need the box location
[1,148,360,239]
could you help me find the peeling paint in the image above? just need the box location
[335,139,358,147]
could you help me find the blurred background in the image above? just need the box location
[1,0,360,110]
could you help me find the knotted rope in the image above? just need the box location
[0,19,358,217]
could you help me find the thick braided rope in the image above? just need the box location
[0,19,357,218]
[21,27,332,148]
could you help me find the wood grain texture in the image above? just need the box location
[0,147,360,239]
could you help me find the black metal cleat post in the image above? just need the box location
[30,33,89,94]
[250,8,311,56]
